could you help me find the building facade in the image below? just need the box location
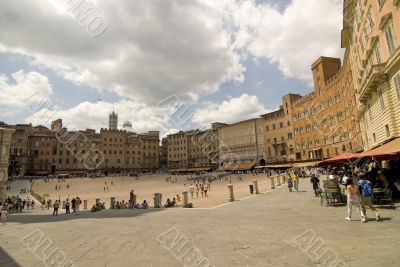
[291,56,364,161]
[217,119,264,167]
[6,119,159,175]
[343,0,400,150]
[160,137,168,170]
[261,93,302,163]
[167,127,219,170]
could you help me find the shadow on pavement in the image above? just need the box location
[7,208,169,225]
[0,248,21,267]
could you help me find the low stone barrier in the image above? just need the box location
[252,180,259,194]
[154,193,162,208]
[276,175,281,187]
[227,184,234,202]
[182,191,188,206]
[110,197,115,209]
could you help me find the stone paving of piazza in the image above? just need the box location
[1,179,399,267]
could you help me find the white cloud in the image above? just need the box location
[25,99,175,136]
[193,94,270,126]
[230,0,344,80]
[0,70,53,115]
[0,0,244,105]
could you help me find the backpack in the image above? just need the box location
[360,180,372,197]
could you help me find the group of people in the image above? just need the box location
[91,202,106,212]
[164,198,176,208]
[2,196,35,213]
[50,196,82,216]
[344,172,384,222]
[188,180,211,199]
[287,172,300,192]
[297,165,393,223]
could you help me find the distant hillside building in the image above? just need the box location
[122,121,133,132]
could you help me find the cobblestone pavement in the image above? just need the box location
[1,180,399,267]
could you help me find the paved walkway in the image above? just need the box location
[1,179,399,267]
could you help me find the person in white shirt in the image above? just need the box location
[342,175,349,185]
[1,208,8,226]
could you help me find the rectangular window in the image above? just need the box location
[360,37,365,51]
[368,103,373,121]
[374,44,382,64]
[384,22,397,55]
[378,89,385,111]
[394,72,400,100]
[367,9,375,29]
[373,133,377,143]
[363,26,369,42]
[385,124,390,137]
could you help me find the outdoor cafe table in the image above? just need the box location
[372,188,385,204]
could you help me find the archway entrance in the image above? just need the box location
[259,159,266,166]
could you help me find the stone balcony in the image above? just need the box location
[358,63,388,103]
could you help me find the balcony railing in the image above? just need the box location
[358,63,388,103]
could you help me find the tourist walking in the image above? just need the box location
[189,185,195,199]
[75,197,81,214]
[358,173,381,222]
[293,172,299,192]
[71,198,76,213]
[53,201,59,216]
[195,184,199,198]
[310,175,320,197]
[287,177,293,192]
[65,199,70,214]
[345,178,361,221]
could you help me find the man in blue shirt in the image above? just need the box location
[357,173,381,223]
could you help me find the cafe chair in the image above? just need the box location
[379,189,395,209]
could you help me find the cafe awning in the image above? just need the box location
[358,137,400,158]
[186,167,211,172]
[267,163,294,168]
[317,153,362,166]
[292,161,321,168]
[219,162,255,171]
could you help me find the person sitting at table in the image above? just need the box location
[374,170,389,189]
[391,178,400,199]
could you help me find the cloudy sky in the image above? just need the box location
[0,0,344,137]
